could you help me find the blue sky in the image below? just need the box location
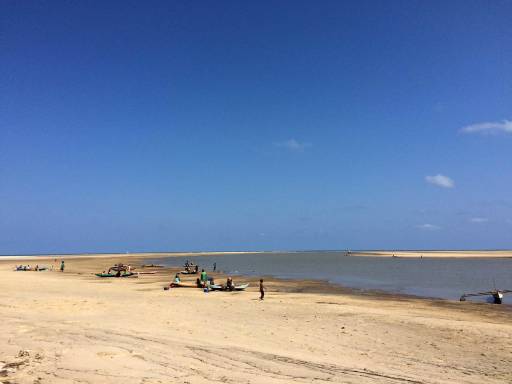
[1,1,511,254]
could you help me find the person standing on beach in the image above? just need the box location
[200,269,207,286]
[213,262,216,272]
[60,260,65,272]
[259,279,265,300]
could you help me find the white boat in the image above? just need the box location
[209,283,249,291]
[234,283,249,291]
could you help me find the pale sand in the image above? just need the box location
[352,250,512,258]
[1,256,511,384]
[0,251,265,261]
[2,249,512,262]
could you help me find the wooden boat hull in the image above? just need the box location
[95,273,137,278]
[234,283,249,291]
[209,283,249,291]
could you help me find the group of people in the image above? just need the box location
[105,264,132,277]
[184,266,265,299]
[107,264,131,273]
[184,260,199,274]
[16,264,35,271]
[15,260,65,272]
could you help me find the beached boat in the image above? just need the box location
[141,264,164,268]
[460,289,511,304]
[164,283,196,290]
[180,270,198,275]
[209,283,249,291]
[95,272,138,278]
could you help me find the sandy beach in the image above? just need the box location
[2,249,512,262]
[1,255,511,384]
[352,250,512,258]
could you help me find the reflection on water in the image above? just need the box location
[150,252,512,302]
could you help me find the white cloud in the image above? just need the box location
[425,174,455,188]
[460,120,512,135]
[417,224,441,231]
[274,139,311,152]
[469,217,488,223]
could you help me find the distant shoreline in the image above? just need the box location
[1,249,511,261]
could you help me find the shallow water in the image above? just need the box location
[150,252,512,302]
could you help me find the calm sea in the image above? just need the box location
[149,251,512,303]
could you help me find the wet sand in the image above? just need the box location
[1,255,511,383]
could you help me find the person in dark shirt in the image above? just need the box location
[226,277,234,291]
[259,279,265,300]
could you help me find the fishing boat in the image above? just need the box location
[164,283,196,289]
[209,283,249,291]
[180,270,198,275]
[460,289,511,304]
[95,272,138,278]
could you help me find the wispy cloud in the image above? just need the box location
[469,217,488,223]
[417,224,441,231]
[425,174,455,188]
[274,139,311,152]
[460,120,512,135]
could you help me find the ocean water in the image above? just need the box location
[149,251,512,303]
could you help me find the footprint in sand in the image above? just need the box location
[97,351,117,359]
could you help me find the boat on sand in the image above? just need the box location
[460,289,511,304]
[95,272,138,278]
[164,283,196,290]
[180,270,198,275]
[210,283,249,291]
